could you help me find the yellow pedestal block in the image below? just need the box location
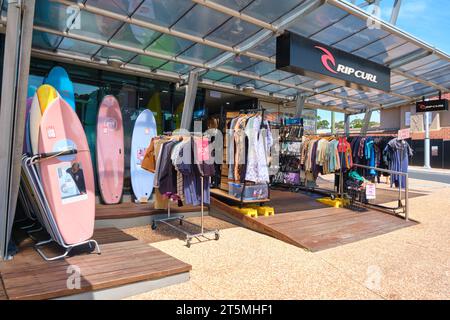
[232,207,258,218]
[249,206,275,217]
[316,197,349,208]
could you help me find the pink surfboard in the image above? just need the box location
[38,97,95,245]
[96,95,124,204]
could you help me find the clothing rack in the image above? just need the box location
[151,133,220,248]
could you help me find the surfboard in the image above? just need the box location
[44,66,76,110]
[23,97,33,155]
[38,97,95,245]
[30,85,58,155]
[130,109,157,202]
[96,95,124,204]
[37,84,59,114]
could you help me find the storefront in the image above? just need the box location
[0,0,449,299]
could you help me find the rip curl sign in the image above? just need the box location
[416,99,448,113]
[276,31,391,92]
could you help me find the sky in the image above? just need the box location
[317,0,450,126]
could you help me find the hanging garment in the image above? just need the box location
[227,117,239,180]
[141,137,157,173]
[383,138,413,188]
[153,138,170,209]
[176,137,212,206]
[171,140,186,202]
[364,138,376,176]
[157,140,179,194]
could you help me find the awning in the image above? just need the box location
[2,0,450,114]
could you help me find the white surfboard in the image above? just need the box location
[130,109,157,202]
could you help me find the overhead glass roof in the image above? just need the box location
[2,0,450,113]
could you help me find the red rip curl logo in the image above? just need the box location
[315,46,338,74]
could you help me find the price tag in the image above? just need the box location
[47,126,56,139]
[366,183,376,200]
[397,128,410,140]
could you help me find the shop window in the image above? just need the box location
[28,58,203,198]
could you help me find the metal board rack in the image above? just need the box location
[20,150,101,261]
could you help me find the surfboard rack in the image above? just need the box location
[151,176,220,248]
[19,155,101,261]
[37,149,78,160]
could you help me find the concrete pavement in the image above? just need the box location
[408,166,450,184]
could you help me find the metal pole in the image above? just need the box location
[331,111,335,134]
[389,0,402,25]
[201,176,204,234]
[344,114,350,137]
[405,172,409,221]
[0,0,21,260]
[360,109,372,137]
[424,111,431,169]
[1,0,35,260]
[295,94,305,118]
[180,71,199,130]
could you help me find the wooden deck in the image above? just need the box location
[0,276,6,300]
[96,201,204,220]
[0,228,191,300]
[211,189,417,252]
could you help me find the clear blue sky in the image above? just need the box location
[317,0,450,125]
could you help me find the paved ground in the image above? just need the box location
[409,166,450,184]
[124,178,450,300]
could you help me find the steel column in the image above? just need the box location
[331,111,335,134]
[344,114,350,137]
[389,0,402,25]
[424,110,431,169]
[295,94,306,118]
[0,0,35,260]
[360,109,372,136]
[0,0,20,260]
[180,71,200,130]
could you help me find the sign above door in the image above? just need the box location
[276,31,391,92]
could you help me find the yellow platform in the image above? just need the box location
[232,207,258,218]
[316,197,349,208]
[249,206,275,217]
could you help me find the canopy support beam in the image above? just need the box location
[344,114,350,137]
[360,109,373,136]
[0,0,35,260]
[389,0,402,25]
[295,94,306,118]
[180,71,200,130]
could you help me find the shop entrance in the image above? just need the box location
[208,107,425,252]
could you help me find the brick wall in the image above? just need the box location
[411,127,450,141]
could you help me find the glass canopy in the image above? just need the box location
[3,0,450,113]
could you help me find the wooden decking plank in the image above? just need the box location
[0,276,7,300]
[302,220,416,252]
[262,207,348,224]
[6,258,190,300]
[272,211,393,234]
[211,189,417,252]
[1,228,191,300]
[291,215,413,244]
[266,210,372,229]
[96,202,205,220]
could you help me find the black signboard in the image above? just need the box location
[276,31,391,92]
[416,99,449,112]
